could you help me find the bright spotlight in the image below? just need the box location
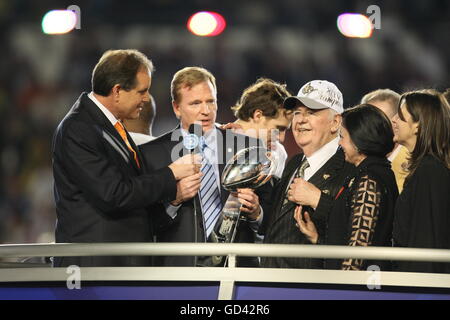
[42,10,77,35]
[337,13,373,38]
[188,11,226,37]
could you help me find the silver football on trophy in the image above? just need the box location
[210,146,280,266]
[221,146,279,191]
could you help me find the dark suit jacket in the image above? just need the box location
[140,126,271,266]
[52,93,177,267]
[261,147,355,269]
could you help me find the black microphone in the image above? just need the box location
[185,123,204,258]
[184,123,203,154]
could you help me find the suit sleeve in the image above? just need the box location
[56,120,177,214]
[256,180,275,235]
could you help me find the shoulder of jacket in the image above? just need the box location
[417,155,449,176]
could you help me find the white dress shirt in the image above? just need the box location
[285,137,340,190]
[303,137,340,181]
[88,92,119,126]
[129,132,155,146]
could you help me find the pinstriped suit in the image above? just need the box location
[261,148,355,269]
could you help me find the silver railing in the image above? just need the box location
[1,243,449,300]
[1,243,450,265]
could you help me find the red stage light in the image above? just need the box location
[188,11,226,37]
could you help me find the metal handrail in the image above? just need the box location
[0,243,449,263]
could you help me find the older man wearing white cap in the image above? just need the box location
[261,80,355,269]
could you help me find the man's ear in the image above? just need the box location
[172,100,181,119]
[331,113,342,134]
[252,109,263,123]
[112,84,121,102]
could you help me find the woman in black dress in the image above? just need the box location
[288,104,398,270]
[391,90,450,273]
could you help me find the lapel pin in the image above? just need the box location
[348,177,355,188]
[322,189,330,195]
[323,174,330,180]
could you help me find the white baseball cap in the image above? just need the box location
[284,80,344,114]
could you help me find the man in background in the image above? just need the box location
[361,89,408,192]
[123,94,156,145]
[224,78,293,179]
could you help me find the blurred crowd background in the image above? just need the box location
[0,0,448,244]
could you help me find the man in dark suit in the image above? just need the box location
[52,50,198,267]
[140,67,269,267]
[261,80,355,269]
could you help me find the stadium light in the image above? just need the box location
[337,13,373,38]
[42,10,77,35]
[187,11,226,37]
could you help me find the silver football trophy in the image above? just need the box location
[210,146,279,265]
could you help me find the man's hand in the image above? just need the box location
[233,188,261,220]
[288,178,321,209]
[168,154,202,180]
[294,206,319,244]
[220,122,244,133]
[171,172,202,206]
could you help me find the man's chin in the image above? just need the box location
[128,110,141,120]
[293,135,309,146]
[200,122,215,133]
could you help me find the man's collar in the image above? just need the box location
[88,92,119,126]
[305,136,340,166]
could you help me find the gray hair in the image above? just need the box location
[361,89,401,112]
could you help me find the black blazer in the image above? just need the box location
[52,93,177,267]
[262,147,355,269]
[324,156,398,271]
[393,155,450,273]
[140,126,271,266]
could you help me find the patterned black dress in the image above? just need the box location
[323,156,399,271]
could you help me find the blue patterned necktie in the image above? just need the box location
[199,140,223,238]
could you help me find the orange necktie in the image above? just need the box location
[114,121,140,168]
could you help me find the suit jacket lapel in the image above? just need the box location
[126,129,142,173]
[80,93,140,172]
[272,149,345,224]
[307,147,345,195]
[217,128,231,204]
[271,154,304,224]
